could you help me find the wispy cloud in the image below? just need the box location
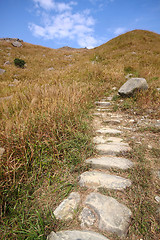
[33,0,75,12]
[114,27,126,35]
[29,0,100,48]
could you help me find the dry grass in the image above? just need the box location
[0,30,160,239]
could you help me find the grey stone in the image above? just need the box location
[95,101,111,107]
[93,135,107,144]
[103,119,121,125]
[4,61,10,65]
[112,87,117,90]
[118,78,148,96]
[0,148,5,159]
[92,112,103,116]
[95,143,131,155]
[96,128,121,134]
[156,88,160,92]
[47,230,110,240]
[85,192,132,237]
[125,73,133,79]
[48,67,54,71]
[96,108,111,112]
[53,192,80,220]
[155,196,160,203]
[79,171,131,190]
[86,156,134,170]
[106,96,113,101]
[106,137,123,143]
[12,41,22,47]
[0,68,6,75]
[79,207,96,227]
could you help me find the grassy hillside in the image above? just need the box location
[0,30,160,239]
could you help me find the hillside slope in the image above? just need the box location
[0,30,160,239]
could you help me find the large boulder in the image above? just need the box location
[118,78,148,96]
[12,41,22,47]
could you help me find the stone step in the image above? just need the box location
[83,192,132,237]
[95,101,111,107]
[53,192,80,220]
[103,119,121,125]
[86,156,134,170]
[79,171,131,190]
[96,127,121,134]
[47,230,110,240]
[96,143,131,155]
[93,136,124,144]
[96,108,112,112]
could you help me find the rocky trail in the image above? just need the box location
[45,95,160,240]
[1,94,159,240]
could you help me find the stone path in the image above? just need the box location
[47,96,136,239]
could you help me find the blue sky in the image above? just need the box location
[0,0,160,49]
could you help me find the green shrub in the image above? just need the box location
[14,58,26,68]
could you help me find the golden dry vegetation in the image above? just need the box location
[0,30,160,239]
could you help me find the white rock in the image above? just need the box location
[53,192,80,220]
[95,101,111,107]
[12,41,22,47]
[96,128,121,134]
[112,87,117,90]
[107,137,123,143]
[93,136,107,144]
[96,143,131,155]
[155,196,160,203]
[86,156,134,170]
[85,193,132,237]
[103,119,121,125]
[118,78,148,96]
[79,171,131,190]
[47,230,110,240]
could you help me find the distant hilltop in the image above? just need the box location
[0,38,23,42]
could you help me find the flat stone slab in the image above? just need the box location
[103,119,121,125]
[95,101,111,107]
[85,193,132,237]
[107,137,123,143]
[93,135,107,144]
[96,143,131,155]
[93,136,124,144]
[96,128,121,134]
[79,171,131,190]
[86,156,134,170]
[53,192,80,220]
[47,230,110,240]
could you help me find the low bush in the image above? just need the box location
[14,58,26,68]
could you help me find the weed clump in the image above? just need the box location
[14,58,26,68]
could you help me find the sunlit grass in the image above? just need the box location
[0,30,160,239]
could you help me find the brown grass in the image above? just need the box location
[0,29,160,239]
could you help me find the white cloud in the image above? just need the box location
[33,0,76,12]
[114,27,126,35]
[29,0,99,48]
[33,0,55,10]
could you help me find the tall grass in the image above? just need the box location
[0,29,160,238]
